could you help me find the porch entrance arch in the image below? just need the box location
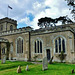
[0,38,8,59]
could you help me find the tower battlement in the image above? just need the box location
[0,17,17,26]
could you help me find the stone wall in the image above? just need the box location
[30,30,75,62]
[0,32,30,61]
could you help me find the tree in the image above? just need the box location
[38,16,74,28]
[38,17,56,28]
[55,16,73,24]
[65,0,75,20]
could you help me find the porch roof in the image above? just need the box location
[0,38,8,42]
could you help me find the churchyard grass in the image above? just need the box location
[0,61,75,75]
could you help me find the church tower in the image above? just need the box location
[0,17,17,32]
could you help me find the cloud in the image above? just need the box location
[20,0,71,29]
[0,0,73,29]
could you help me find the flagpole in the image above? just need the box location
[7,5,9,17]
[7,5,12,17]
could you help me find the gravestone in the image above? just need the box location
[17,66,21,73]
[26,65,29,71]
[72,69,74,74]
[42,57,48,71]
[49,56,54,64]
[1,54,6,64]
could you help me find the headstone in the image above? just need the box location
[17,66,21,73]
[49,56,54,64]
[26,65,29,71]
[42,57,48,71]
[1,55,6,64]
[72,69,74,74]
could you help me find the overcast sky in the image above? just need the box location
[0,0,73,29]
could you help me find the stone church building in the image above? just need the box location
[0,17,75,63]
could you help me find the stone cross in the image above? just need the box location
[42,57,48,71]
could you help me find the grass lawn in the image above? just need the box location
[0,61,75,75]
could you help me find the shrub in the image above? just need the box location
[59,51,66,62]
[33,55,38,61]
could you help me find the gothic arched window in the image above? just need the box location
[37,41,39,53]
[59,38,61,53]
[1,25,3,31]
[40,41,42,53]
[55,40,58,53]
[17,37,23,53]
[55,37,66,53]
[10,25,13,31]
[62,39,65,53]
[34,40,42,53]
[35,42,36,53]
[2,47,5,54]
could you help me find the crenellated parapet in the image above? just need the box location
[0,17,17,26]
[31,25,74,35]
[0,26,33,36]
